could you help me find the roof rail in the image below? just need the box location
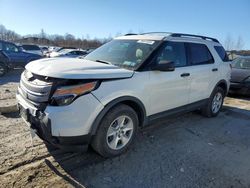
[170,33,219,43]
[124,33,138,36]
[141,32,172,37]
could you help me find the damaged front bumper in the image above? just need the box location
[16,94,90,152]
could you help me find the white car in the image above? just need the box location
[49,49,87,58]
[17,33,231,157]
[21,44,43,56]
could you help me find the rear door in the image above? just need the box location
[186,42,218,103]
[148,41,190,115]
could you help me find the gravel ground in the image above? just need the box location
[0,69,250,188]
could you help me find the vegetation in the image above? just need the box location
[0,24,111,49]
[0,24,249,55]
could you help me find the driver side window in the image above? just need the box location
[156,41,187,67]
[5,43,19,52]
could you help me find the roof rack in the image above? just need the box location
[140,32,219,43]
[124,33,138,36]
[142,32,172,36]
[170,33,219,43]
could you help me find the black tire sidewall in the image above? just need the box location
[92,104,139,157]
[208,87,225,117]
[0,63,7,77]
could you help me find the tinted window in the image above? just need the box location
[22,45,40,50]
[0,42,3,50]
[214,46,229,62]
[77,51,87,55]
[187,43,214,65]
[155,41,187,67]
[5,43,18,52]
[68,51,77,55]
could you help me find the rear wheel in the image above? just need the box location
[91,104,138,158]
[202,87,225,117]
[0,63,7,77]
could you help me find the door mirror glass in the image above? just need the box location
[152,61,175,71]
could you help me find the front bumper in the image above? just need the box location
[229,82,250,95]
[16,93,104,152]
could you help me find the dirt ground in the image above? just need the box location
[0,69,250,188]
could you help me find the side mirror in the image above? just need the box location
[152,61,175,71]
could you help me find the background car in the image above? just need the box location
[46,47,77,57]
[230,56,250,95]
[0,50,10,76]
[39,46,49,56]
[21,44,43,56]
[49,49,87,58]
[0,40,42,68]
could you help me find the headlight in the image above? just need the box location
[50,81,98,106]
[244,76,250,83]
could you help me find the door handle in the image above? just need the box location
[212,68,218,72]
[180,73,190,77]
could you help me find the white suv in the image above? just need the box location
[17,33,231,157]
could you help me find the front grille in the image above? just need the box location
[19,71,53,107]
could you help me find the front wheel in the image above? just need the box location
[0,63,7,77]
[91,104,138,158]
[202,87,225,117]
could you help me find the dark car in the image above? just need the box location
[0,40,42,68]
[0,50,10,76]
[230,56,250,95]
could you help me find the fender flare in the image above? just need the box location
[209,79,228,98]
[215,79,228,93]
[90,96,147,135]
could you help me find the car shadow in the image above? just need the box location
[227,93,250,101]
[44,106,250,188]
[44,115,186,187]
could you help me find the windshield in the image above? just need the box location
[232,57,250,69]
[84,39,161,70]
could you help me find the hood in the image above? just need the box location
[25,58,134,79]
[231,68,250,82]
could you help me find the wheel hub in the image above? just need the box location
[106,115,134,150]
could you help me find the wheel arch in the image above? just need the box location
[214,79,228,95]
[90,96,147,135]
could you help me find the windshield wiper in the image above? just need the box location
[95,59,112,65]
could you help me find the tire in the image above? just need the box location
[91,104,139,158]
[202,87,225,117]
[0,63,7,77]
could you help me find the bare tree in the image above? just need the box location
[224,35,235,51]
[0,24,107,49]
[235,36,244,50]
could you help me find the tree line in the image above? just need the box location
[0,24,249,55]
[0,25,111,49]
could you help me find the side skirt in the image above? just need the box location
[144,99,209,126]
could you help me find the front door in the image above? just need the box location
[148,41,190,115]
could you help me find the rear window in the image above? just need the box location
[187,43,214,65]
[22,45,40,50]
[214,46,229,62]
